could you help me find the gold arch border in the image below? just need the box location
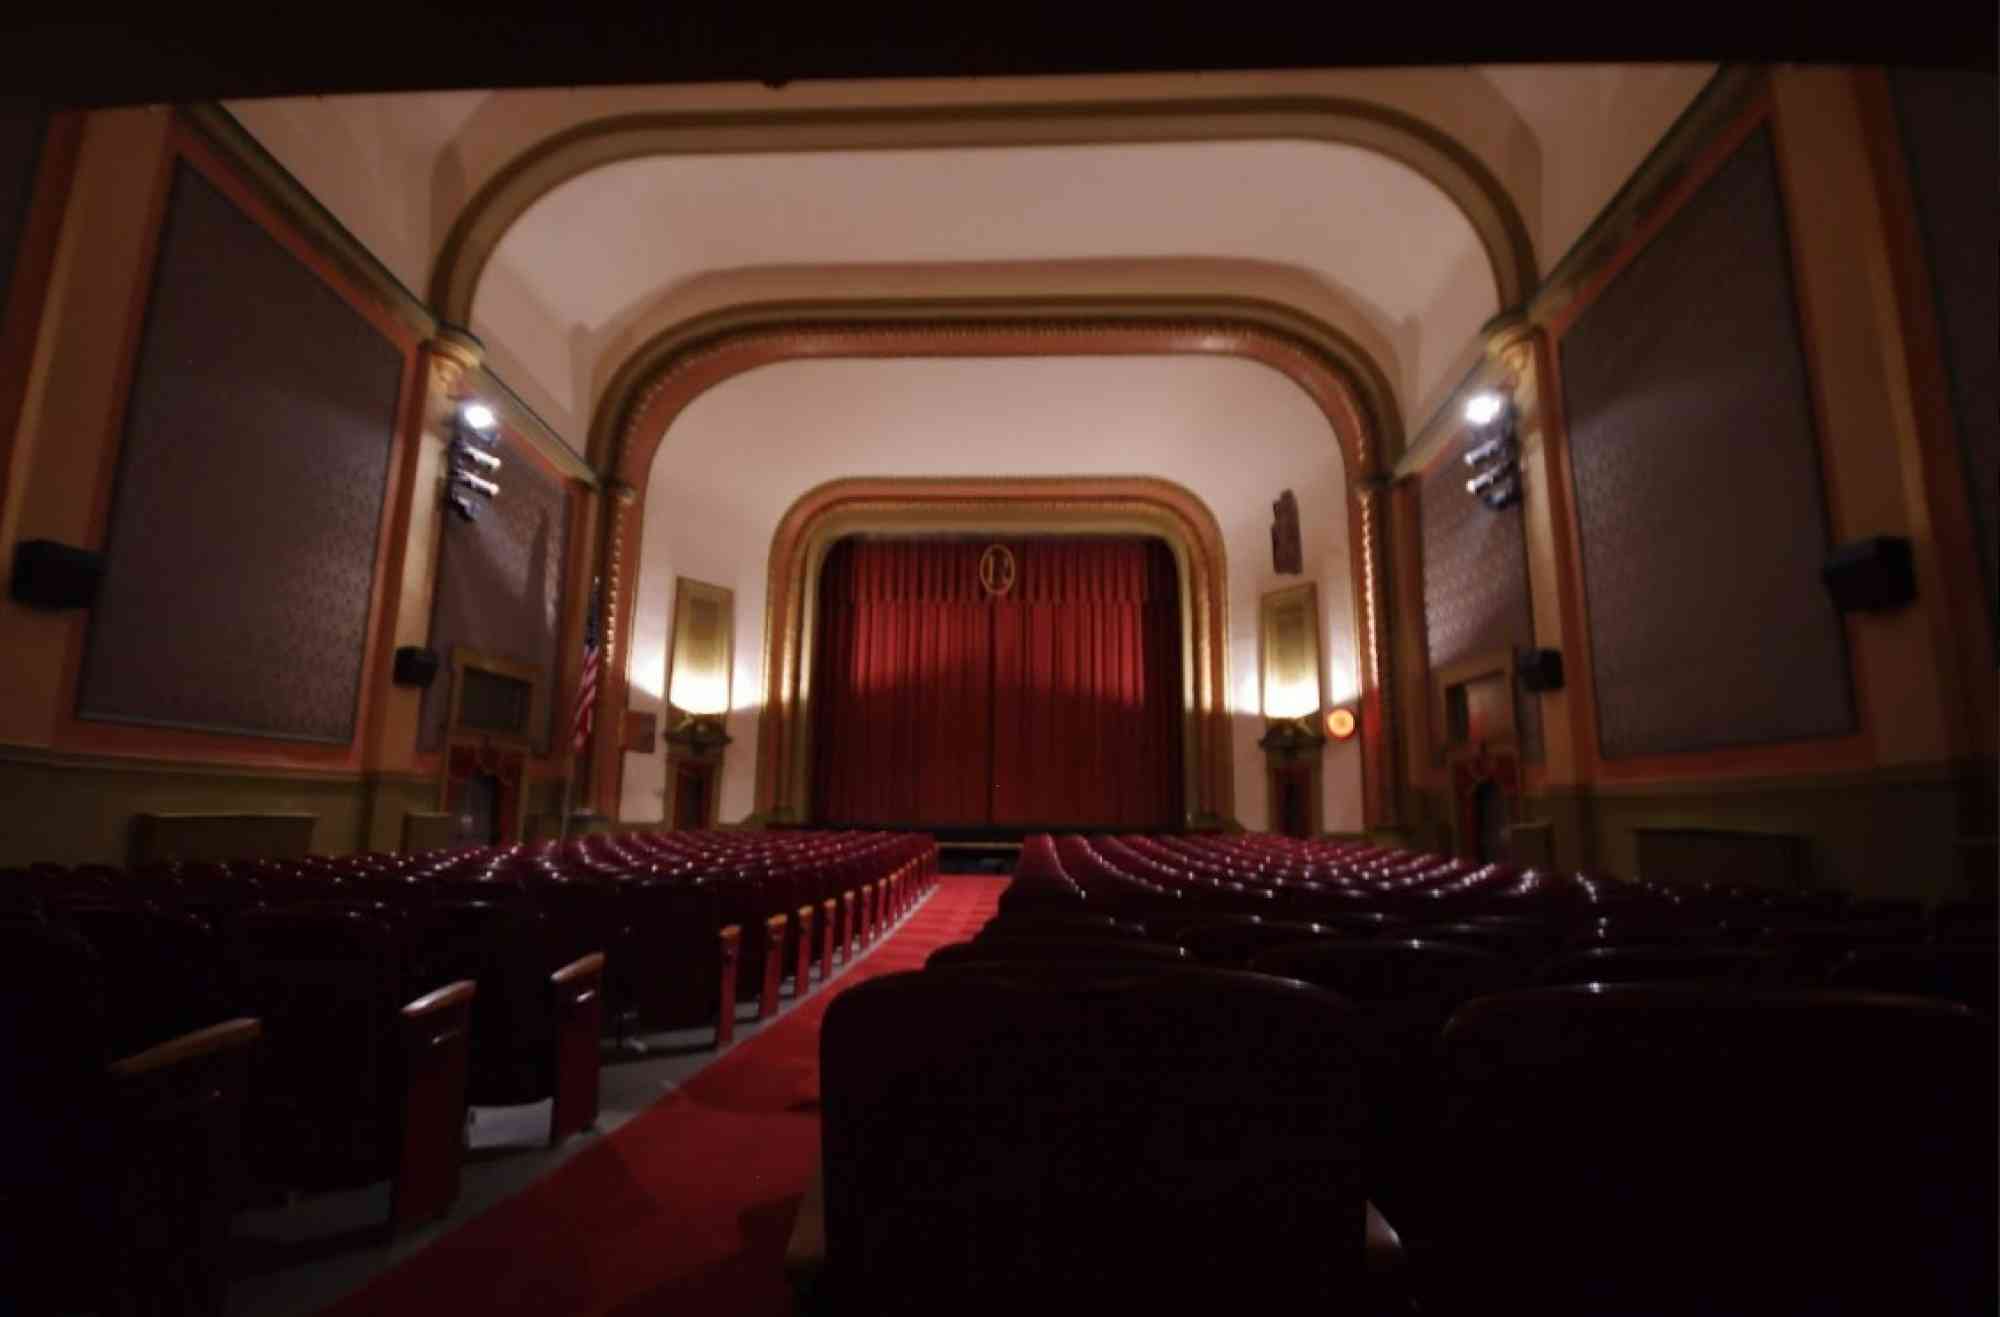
[764,478,1234,825]
[589,312,1397,829]
[427,96,1538,330]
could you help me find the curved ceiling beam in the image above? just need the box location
[428,95,1539,333]
[577,257,1421,438]
[588,295,1407,476]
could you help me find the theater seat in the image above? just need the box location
[1425,986,1995,1317]
[227,906,478,1232]
[820,964,1378,1314]
[925,936,1188,970]
[1827,943,1997,1017]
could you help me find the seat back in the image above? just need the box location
[1431,986,1995,1317]
[227,905,410,1189]
[821,965,1368,1313]
[1828,943,1997,1016]
[925,936,1188,970]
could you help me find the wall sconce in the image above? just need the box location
[1324,706,1358,741]
[1257,714,1326,760]
[664,708,733,756]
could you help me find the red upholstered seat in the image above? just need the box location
[820,965,1376,1313]
[1425,986,1995,1317]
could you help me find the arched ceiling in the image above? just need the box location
[224,64,1714,445]
[475,138,1489,435]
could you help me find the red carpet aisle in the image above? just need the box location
[319,876,1004,1317]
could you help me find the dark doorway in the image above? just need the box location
[1473,779,1505,864]
[674,762,713,831]
[455,773,501,845]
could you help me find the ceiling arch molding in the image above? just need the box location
[427,95,1540,334]
[584,310,1402,830]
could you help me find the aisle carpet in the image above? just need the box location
[320,876,1004,1316]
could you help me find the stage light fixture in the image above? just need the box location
[454,470,500,500]
[446,492,479,524]
[1464,391,1505,426]
[460,401,497,433]
[1466,465,1507,497]
[1479,474,1522,510]
[455,443,502,473]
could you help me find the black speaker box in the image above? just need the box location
[1822,536,1915,612]
[1518,647,1565,693]
[10,539,103,610]
[393,646,441,689]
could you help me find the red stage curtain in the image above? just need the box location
[811,537,1183,829]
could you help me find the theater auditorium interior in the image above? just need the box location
[0,19,1995,1317]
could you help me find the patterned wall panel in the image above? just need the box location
[418,443,573,755]
[1561,126,1856,759]
[1419,445,1543,762]
[0,104,48,316]
[1892,70,1998,655]
[77,162,404,743]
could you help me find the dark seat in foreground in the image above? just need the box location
[819,964,1381,1314]
[1424,986,1996,1317]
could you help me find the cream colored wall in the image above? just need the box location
[623,354,1363,833]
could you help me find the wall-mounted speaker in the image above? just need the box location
[1517,647,1565,693]
[393,645,441,689]
[9,539,103,610]
[1822,536,1916,612]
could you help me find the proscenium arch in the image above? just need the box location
[427,96,1538,332]
[766,478,1236,827]
[589,313,1399,831]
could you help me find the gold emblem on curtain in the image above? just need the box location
[978,544,1017,598]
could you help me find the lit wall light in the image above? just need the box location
[1463,392,1505,426]
[1325,706,1358,741]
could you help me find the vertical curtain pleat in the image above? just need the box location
[810,537,1183,828]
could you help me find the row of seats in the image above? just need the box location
[1,828,938,1317]
[1003,833,1996,1012]
[814,834,1995,1315]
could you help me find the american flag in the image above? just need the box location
[570,577,602,755]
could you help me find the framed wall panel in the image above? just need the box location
[1559,124,1856,759]
[1890,70,1998,654]
[75,159,405,743]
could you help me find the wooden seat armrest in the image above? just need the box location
[403,979,477,1020]
[108,1017,261,1078]
[785,1155,829,1286]
[552,951,607,987]
[1365,1199,1406,1276]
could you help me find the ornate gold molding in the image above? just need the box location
[755,476,1237,826]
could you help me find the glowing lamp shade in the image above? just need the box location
[1463,391,1504,426]
[668,669,729,717]
[1264,679,1319,720]
[1325,707,1357,740]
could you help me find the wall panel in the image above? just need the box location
[1891,70,1998,654]
[75,160,405,742]
[1560,125,1855,759]
[418,437,573,755]
[1419,438,1542,762]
